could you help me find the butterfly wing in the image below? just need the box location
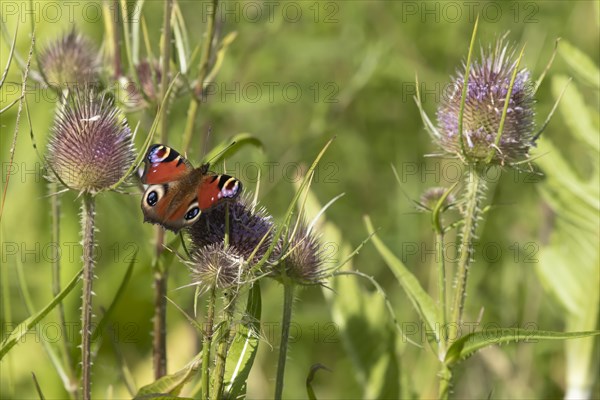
[141,144,201,232]
[141,180,202,232]
[197,172,243,211]
[141,144,193,184]
[140,148,242,232]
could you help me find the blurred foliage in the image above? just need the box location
[1,1,599,398]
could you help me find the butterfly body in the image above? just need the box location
[140,144,242,232]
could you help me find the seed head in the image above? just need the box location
[271,224,327,286]
[46,89,135,193]
[39,28,100,88]
[436,38,536,165]
[188,244,246,290]
[188,197,275,264]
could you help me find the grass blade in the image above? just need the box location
[0,269,83,360]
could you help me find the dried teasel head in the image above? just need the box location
[39,28,100,88]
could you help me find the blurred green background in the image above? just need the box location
[1,1,599,399]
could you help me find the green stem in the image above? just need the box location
[201,285,217,400]
[451,167,484,326]
[182,0,219,154]
[152,0,173,379]
[152,247,168,379]
[438,364,452,400]
[210,203,232,399]
[211,292,236,399]
[275,282,295,400]
[436,231,448,353]
[80,193,95,400]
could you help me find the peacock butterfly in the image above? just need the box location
[140,144,242,232]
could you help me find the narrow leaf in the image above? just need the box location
[223,282,262,399]
[92,252,137,342]
[0,269,83,360]
[306,364,331,400]
[134,351,203,397]
[202,133,263,166]
[559,40,600,89]
[445,328,600,366]
[364,215,440,346]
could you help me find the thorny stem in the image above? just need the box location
[80,193,95,400]
[438,364,453,400]
[201,285,217,400]
[152,242,168,380]
[275,281,295,400]
[152,0,173,380]
[211,292,236,399]
[451,167,484,327]
[210,204,234,399]
[182,0,219,154]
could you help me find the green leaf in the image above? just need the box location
[134,352,203,398]
[306,364,331,400]
[444,329,600,366]
[204,31,238,86]
[300,188,400,399]
[533,73,600,395]
[0,269,83,360]
[559,40,600,89]
[552,75,600,152]
[222,282,262,399]
[202,133,263,166]
[172,1,190,74]
[92,252,138,343]
[364,215,440,346]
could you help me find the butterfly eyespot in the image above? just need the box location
[185,207,200,221]
[145,185,165,207]
[146,191,159,206]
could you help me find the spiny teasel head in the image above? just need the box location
[118,59,183,110]
[436,38,536,166]
[187,197,276,264]
[188,243,246,290]
[46,88,135,194]
[418,186,456,212]
[39,28,100,88]
[270,223,328,286]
